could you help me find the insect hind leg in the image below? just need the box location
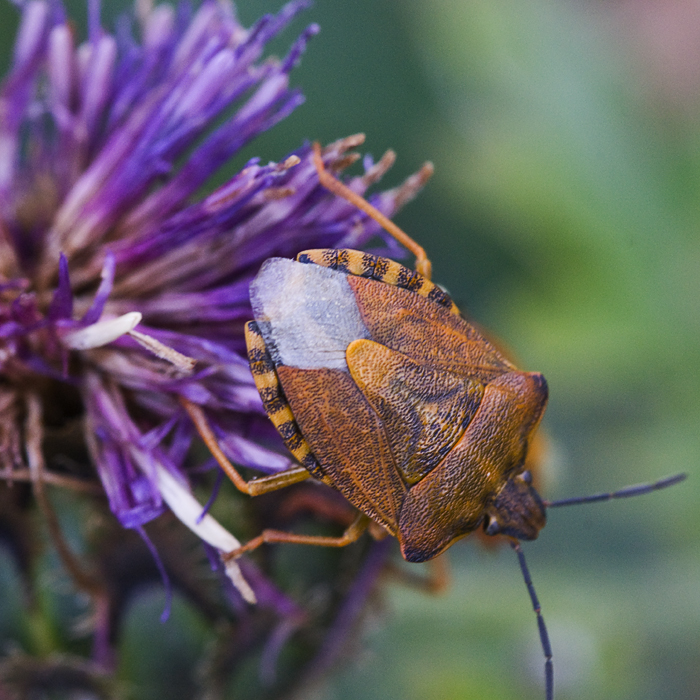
[312,141,433,280]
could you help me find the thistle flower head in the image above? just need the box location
[0,0,430,657]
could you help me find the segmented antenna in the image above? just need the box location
[511,541,553,700]
[516,471,686,699]
[544,473,686,509]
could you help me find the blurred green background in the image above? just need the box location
[1,0,698,698]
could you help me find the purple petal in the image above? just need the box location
[81,250,115,323]
[13,0,49,69]
[196,467,224,524]
[47,253,73,320]
[218,430,292,474]
[135,525,173,623]
[78,35,117,150]
[87,0,101,45]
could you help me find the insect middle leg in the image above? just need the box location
[184,396,376,557]
[222,512,372,562]
[312,141,433,280]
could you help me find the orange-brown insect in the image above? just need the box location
[236,143,549,562]
[244,247,549,561]
[182,141,685,700]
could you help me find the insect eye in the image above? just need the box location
[519,470,533,485]
[485,516,501,536]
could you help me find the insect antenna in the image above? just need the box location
[510,540,553,700]
[510,471,687,698]
[544,472,686,509]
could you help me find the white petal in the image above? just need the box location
[62,312,142,350]
[154,464,256,604]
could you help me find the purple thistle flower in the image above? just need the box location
[0,0,430,611]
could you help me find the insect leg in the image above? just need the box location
[222,512,372,561]
[275,485,358,525]
[312,142,433,280]
[510,540,553,700]
[181,397,310,496]
[544,472,686,508]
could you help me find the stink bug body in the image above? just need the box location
[245,248,549,562]
[181,140,686,700]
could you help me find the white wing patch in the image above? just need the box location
[250,258,369,371]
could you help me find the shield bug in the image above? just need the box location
[182,141,686,700]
